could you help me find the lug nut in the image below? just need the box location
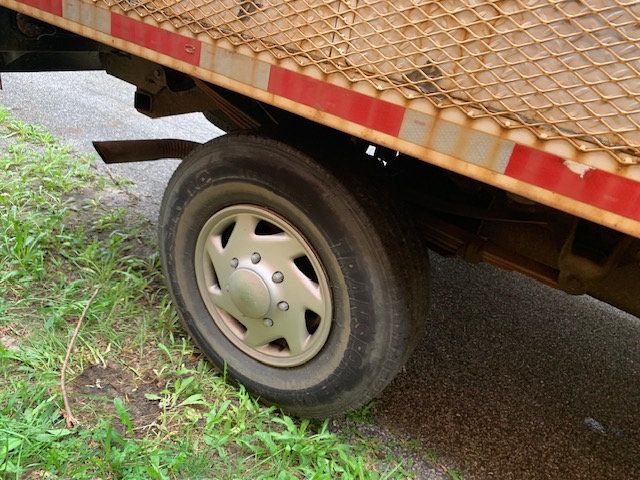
[272,271,284,283]
[251,252,261,264]
[263,318,274,327]
[277,301,289,311]
[230,258,239,268]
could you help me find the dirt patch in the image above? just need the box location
[0,325,25,351]
[71,362,160,434]
[63,186,157,260]
[0,334,19,351]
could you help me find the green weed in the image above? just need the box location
[447,469,464,480]
[347,400,378,424]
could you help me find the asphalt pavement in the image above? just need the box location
[1,71,638,480]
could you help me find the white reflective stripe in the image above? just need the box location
[398,108,435,146]
[62,0,110,33]
[200,44,271,91]
[400,108,514,174]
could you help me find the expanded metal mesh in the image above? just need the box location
[101,0,640,164]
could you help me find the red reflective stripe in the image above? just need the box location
[110,14,201,66]
[267,66,404,137]
[505,144,640,221]
[17,0,62,15]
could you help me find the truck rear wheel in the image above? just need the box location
[159,134,429,417]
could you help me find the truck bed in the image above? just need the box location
[134,0,640,164]
[3,0,640,236]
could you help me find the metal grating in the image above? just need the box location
[99,0,640,164]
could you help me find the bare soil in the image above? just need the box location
[71,363,160,434]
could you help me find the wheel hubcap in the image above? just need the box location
[227,269,271,319]
[194,205,332,367]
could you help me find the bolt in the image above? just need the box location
[278,301,289,311]
[230,258,239,268]
[263,318,274,327]
[272,271,284,283]
[251,252,261,264]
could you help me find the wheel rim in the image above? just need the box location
[194,205,332,367]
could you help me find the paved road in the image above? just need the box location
[1,72,639,480]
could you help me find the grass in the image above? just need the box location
[0,105,417,479]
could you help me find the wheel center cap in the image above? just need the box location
[228,268,271,319]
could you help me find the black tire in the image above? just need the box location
[159,134,429,417]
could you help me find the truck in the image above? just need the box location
[1,0,638,418]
